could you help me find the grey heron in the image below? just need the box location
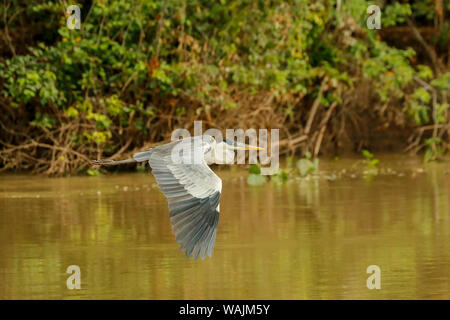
[93,135,262,260]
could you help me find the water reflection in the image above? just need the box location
[0,156,449,299]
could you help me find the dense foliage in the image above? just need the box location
[0,0,449,174]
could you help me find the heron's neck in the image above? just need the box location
[205,142,234,164]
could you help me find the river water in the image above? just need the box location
[0,155,449,299]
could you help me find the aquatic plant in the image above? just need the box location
[362,149,379,179]
[296,152,319,177]
[247,164,267,186]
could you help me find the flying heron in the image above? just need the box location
[93,135,262,260]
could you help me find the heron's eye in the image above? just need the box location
[223,138,234,145]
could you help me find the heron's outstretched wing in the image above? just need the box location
[146,137,222,260]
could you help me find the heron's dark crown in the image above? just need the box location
[222,138,235,146]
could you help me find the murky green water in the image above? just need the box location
[0,155,449,299]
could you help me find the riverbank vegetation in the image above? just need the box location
[0,0,449,174]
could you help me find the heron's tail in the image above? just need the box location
[91,158,136,166]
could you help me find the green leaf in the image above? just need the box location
[416,65,433,79]
[431,72,450,90]
[272,168,289,184]
[362,149,374,159]
[87,169,101,176]
[248,164,261,174]
[65,106,79,118]
[413,88,431,103]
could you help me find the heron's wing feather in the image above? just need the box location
[149,137,222,260]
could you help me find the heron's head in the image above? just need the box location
[221,138,263,151]
[210,138,263,164]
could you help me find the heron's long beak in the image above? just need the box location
[244,145,264,150]
[233,142,264,150]
[230,141,264,151]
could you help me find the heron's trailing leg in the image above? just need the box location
[91,158,137,166]
[92,148,154,166]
